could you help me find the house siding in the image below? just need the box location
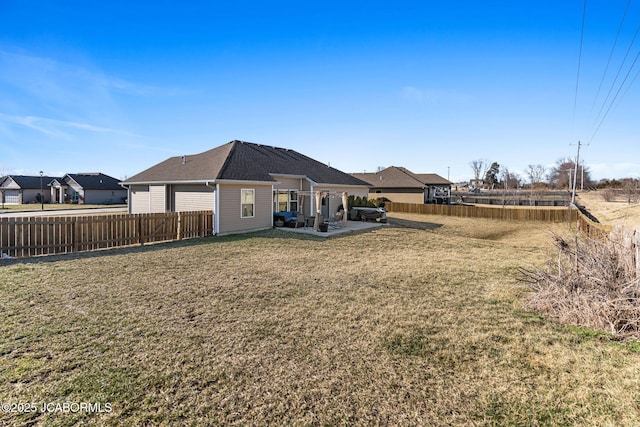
[217,184,272,235]
[23,189,50,204]
[273,177,304,191]
[130,185,150,214]
[83,189,128,205]
[149,185,166,212]
[369,189,424,204]
[172,185,215,212]
[66,182,85,204]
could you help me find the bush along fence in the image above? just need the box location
[0,210,213,258]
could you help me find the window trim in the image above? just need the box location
[241,188,255,218]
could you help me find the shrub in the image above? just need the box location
[521,229,640,339]
[601,188,616,202]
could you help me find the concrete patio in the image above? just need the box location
[275,220,385,237]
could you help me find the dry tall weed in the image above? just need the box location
[522,231,640,338]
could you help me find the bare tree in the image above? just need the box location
[548,158,593,189]
[622,178,640,204]
[500,167,521,190]
[526,164,547,186]
[469,159,484,182]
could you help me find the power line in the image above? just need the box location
[592,21,640,130]
[589,47,640,143]
[589,0,632,115]
[617,58,640,107]
[573,0,588,123]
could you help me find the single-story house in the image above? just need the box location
[121,140,371,236]
[49,173,127,204]
[0,174,60,204]
[351,166,452,204]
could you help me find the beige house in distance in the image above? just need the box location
[0,175,59,204]
[49,173,127,204]
[121,140,370,236]
[352,166,452,204]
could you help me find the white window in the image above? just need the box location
[273,190,299,212]
[241,189,254,218]
[289,191,298,212]
[275,190,288,212]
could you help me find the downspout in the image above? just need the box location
[119,183,132,214]
[206,181,218,236]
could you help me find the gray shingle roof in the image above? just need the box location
[0,175,61,189]
[124,140,369,186]
[65,173,123,190]
[413,173,452,186]
[352,166,451,188]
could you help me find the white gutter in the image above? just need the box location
[206,181,218,236]
[121,179,217,186]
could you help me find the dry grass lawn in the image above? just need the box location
[577,191,640,229]
[2,213,640,425]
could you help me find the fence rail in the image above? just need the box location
[0,211,213,258]
[386,202,575,222]
[387,202,620,240]
[574,210,613,240]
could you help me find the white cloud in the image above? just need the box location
[588,162,640,180]
[0,112,131,139]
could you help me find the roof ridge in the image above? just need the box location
[393,166,425,186]
[216,140,240,179]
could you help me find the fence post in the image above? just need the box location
[138,216,144,246]
[177,212,182,240]
[73,217,80,253]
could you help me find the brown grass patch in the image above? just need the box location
[1,213,640,425]
[577,191,640,229]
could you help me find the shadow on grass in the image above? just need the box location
[386,216,444,231]
[0,227,358,265]
[0,219,433,266]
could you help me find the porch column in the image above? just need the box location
[314,191,322,231]
[342,192,348,226]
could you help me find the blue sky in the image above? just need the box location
[1,1,638,183]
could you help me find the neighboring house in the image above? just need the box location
[352,166,452,204]
[469,179,485,192]
[49,173,127,204]
[121,140,370,236]
[0,175,60,204]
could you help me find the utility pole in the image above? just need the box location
[39,170,44,211]
[570,141,582,206]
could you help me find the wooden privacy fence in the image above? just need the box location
[575,210,613,240]
[0,210,213,258]
[386,202,575,222]
[387,202,618,240]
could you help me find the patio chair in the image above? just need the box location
[295,211,307,228]
[327,210,345,229]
